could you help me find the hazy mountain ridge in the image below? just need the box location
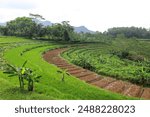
[32,19,53,26]
[74,26,94,33]
[0,22,6,26]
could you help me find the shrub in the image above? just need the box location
[111,50,129,59]
[127,54,145,62]
[110,50,145,62]
[4,61,41,91]
[72,58,95,71]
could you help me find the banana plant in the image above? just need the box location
[57,69,70,82]
[22,67,41,91]
[4,61,41,91]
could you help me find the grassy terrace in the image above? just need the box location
[0,36,135,99]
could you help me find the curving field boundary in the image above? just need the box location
[43,48,150,99]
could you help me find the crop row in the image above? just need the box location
[62,43,150,87]
[0,42,44,70]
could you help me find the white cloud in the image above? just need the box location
[0,0,150,31]
[0,0,37,9]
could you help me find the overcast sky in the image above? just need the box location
[0,0,150,32]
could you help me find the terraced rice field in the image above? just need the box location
[0,36,135,100]
[44,48,150,99]
[62,41,150,87]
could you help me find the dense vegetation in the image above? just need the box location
[106,27,150,39]
[62,38,150,86]
[0,16,74,41]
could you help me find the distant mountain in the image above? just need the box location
[32,19,53,26]
[41,21,53,26]
[74,26,94,33]
[0,22,6,26]
[38,20,94,33]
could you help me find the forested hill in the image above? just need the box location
[106,27,150,39]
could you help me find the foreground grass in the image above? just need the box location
[0,71,57,99]
[1,41,136,100]
[0,36,33,43]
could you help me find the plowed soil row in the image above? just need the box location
[43,48,150,99]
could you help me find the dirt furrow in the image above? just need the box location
[91,78,116,88]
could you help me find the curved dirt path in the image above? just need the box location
[43,48,150,99]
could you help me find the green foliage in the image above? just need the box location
[6,17,37,37]
[46,21,74,41]
[107,27,150,39]
[62,39,150,86]
[74,32,112,43]
[0,26,7,35]
[57,69,70,82]
[72,58,95,71]
[111,50,129,59]
[111,50,145,62]
[0,16,75,41]
[4,61,41,91]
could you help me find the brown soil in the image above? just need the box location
[43,48,150,99]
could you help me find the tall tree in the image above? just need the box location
[0,26,7,35]
[6,17,37,37]
[61,21,74,41]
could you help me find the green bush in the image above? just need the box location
[4,61,41,91]
[111,50,145,62]
[72,58,95,71]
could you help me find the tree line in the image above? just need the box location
[106,27,150,39]
[0,15,150,41]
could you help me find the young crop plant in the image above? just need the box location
[57,69,70,82]
[137,67,150,86]
[62,42,150,87]
[4,61,41,91]
[72,58,95,71]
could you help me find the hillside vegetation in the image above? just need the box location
[0,36,135,100]
[62,38,150,86]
